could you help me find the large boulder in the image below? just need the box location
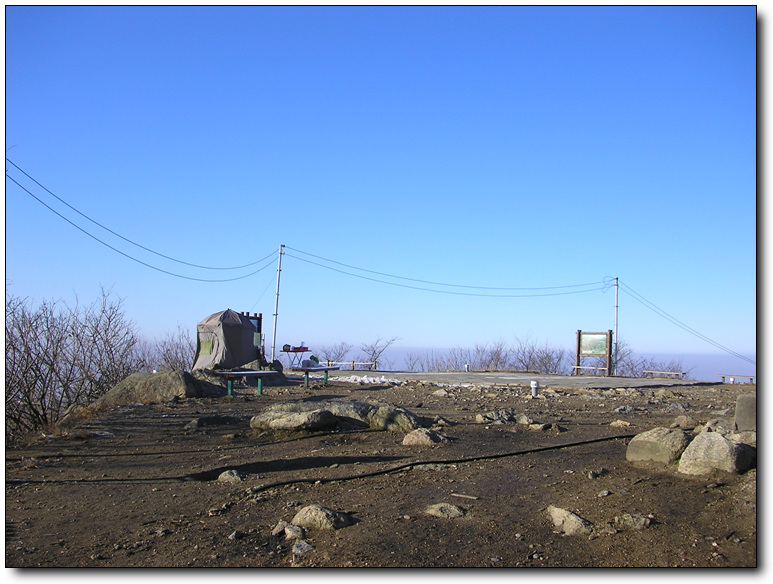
[250,400,423,433]
[291,505,355,530]
[626,427,691,464]
[546,505,593,536]
[402,428,449,446]
[677,432,755,475]
[250,409,339,432]
[734,393,756,432]
[91,371,226,410]
[425,503,465,519]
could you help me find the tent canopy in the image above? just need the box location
[192,309,260,371]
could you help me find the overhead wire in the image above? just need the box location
[285,245,604,291]
[6,172,278,283]
[618,280,755,365]
[6,158,273,271]
[284,248,605,298]
[285,252,605,298]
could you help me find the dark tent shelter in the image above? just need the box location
[192,309,261,371]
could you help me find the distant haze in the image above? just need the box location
[371,347,755,383]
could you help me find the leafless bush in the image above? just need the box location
[403,338,570,374]
[5,288,143,443]
[358,336,399,370]
[595,339,691,378]
[319,341,353,364]
[156,324,195,372]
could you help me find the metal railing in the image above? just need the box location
[325,360,376,371]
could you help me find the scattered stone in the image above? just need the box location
[291,504,355,530]
[184,415,242,431]
[402,428,449,446]
[283,524,305,540]
[670,415,698,429]
[432,389,450,397]
[218,469,245,484]
[475,410,516,424]
[228,530,246,540]
[615,405,637,414]
[700,418,735,436]
[271,520,290,536]
[626,427,691,464]
[733,393,756,432]
[546,505,593,536]
[678,432,755,475]
[425,502,465,519]
[432,415,454,427]
[614,513,652,530]
[251,400,423,433]
[610,420,631,428]
[597,490,611,497]
[728,431,756,448]
[250,409,339,432]
[292,540,314,555]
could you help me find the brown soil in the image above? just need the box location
[5,377,756,568]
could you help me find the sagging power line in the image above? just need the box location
[284,248,605,298]
[6,158,276,272]
[617,281,755,365]
[6,170,278,283]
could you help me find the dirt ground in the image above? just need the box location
[5,375,757,568]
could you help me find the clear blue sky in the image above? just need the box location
[4,6,757,373]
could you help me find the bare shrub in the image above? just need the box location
[597,339,691,378]
[156,324,195,372]
[5,287,142,443]
[358,336,399,370]
[319,341,353,364]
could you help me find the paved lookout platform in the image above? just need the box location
[345,371,717,390]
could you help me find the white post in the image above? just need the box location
[613,277,619,375]
[270,244,284,363]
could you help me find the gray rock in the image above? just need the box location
[89,371,226,411]
[291,504,355,530]
[670,415,698,429]
[734,393,756,432]
[283,524,305,540]
[271,520,290,536]
[614,513,651,530]
[700,417,735,436]
[402,428,449,446]
[424,503,465,519]
[626,427,691,464]
[292,540,314,555]
[475,409,516,424]
[678,432,755,475]
[251,400,423,433]
[615,405,637,414]
[249,408,339,432]
[546,505,593,536]
[217,469,245,483]
[728,431,756,448]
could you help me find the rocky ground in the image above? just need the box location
[5,374,757,568]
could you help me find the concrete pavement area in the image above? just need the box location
[339,370,714,390]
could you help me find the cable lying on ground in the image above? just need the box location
[246,433,637,494]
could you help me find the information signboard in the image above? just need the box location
[580,333,609,357]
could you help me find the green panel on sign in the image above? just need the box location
[254,332,260,347]
[580,333,607,356]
